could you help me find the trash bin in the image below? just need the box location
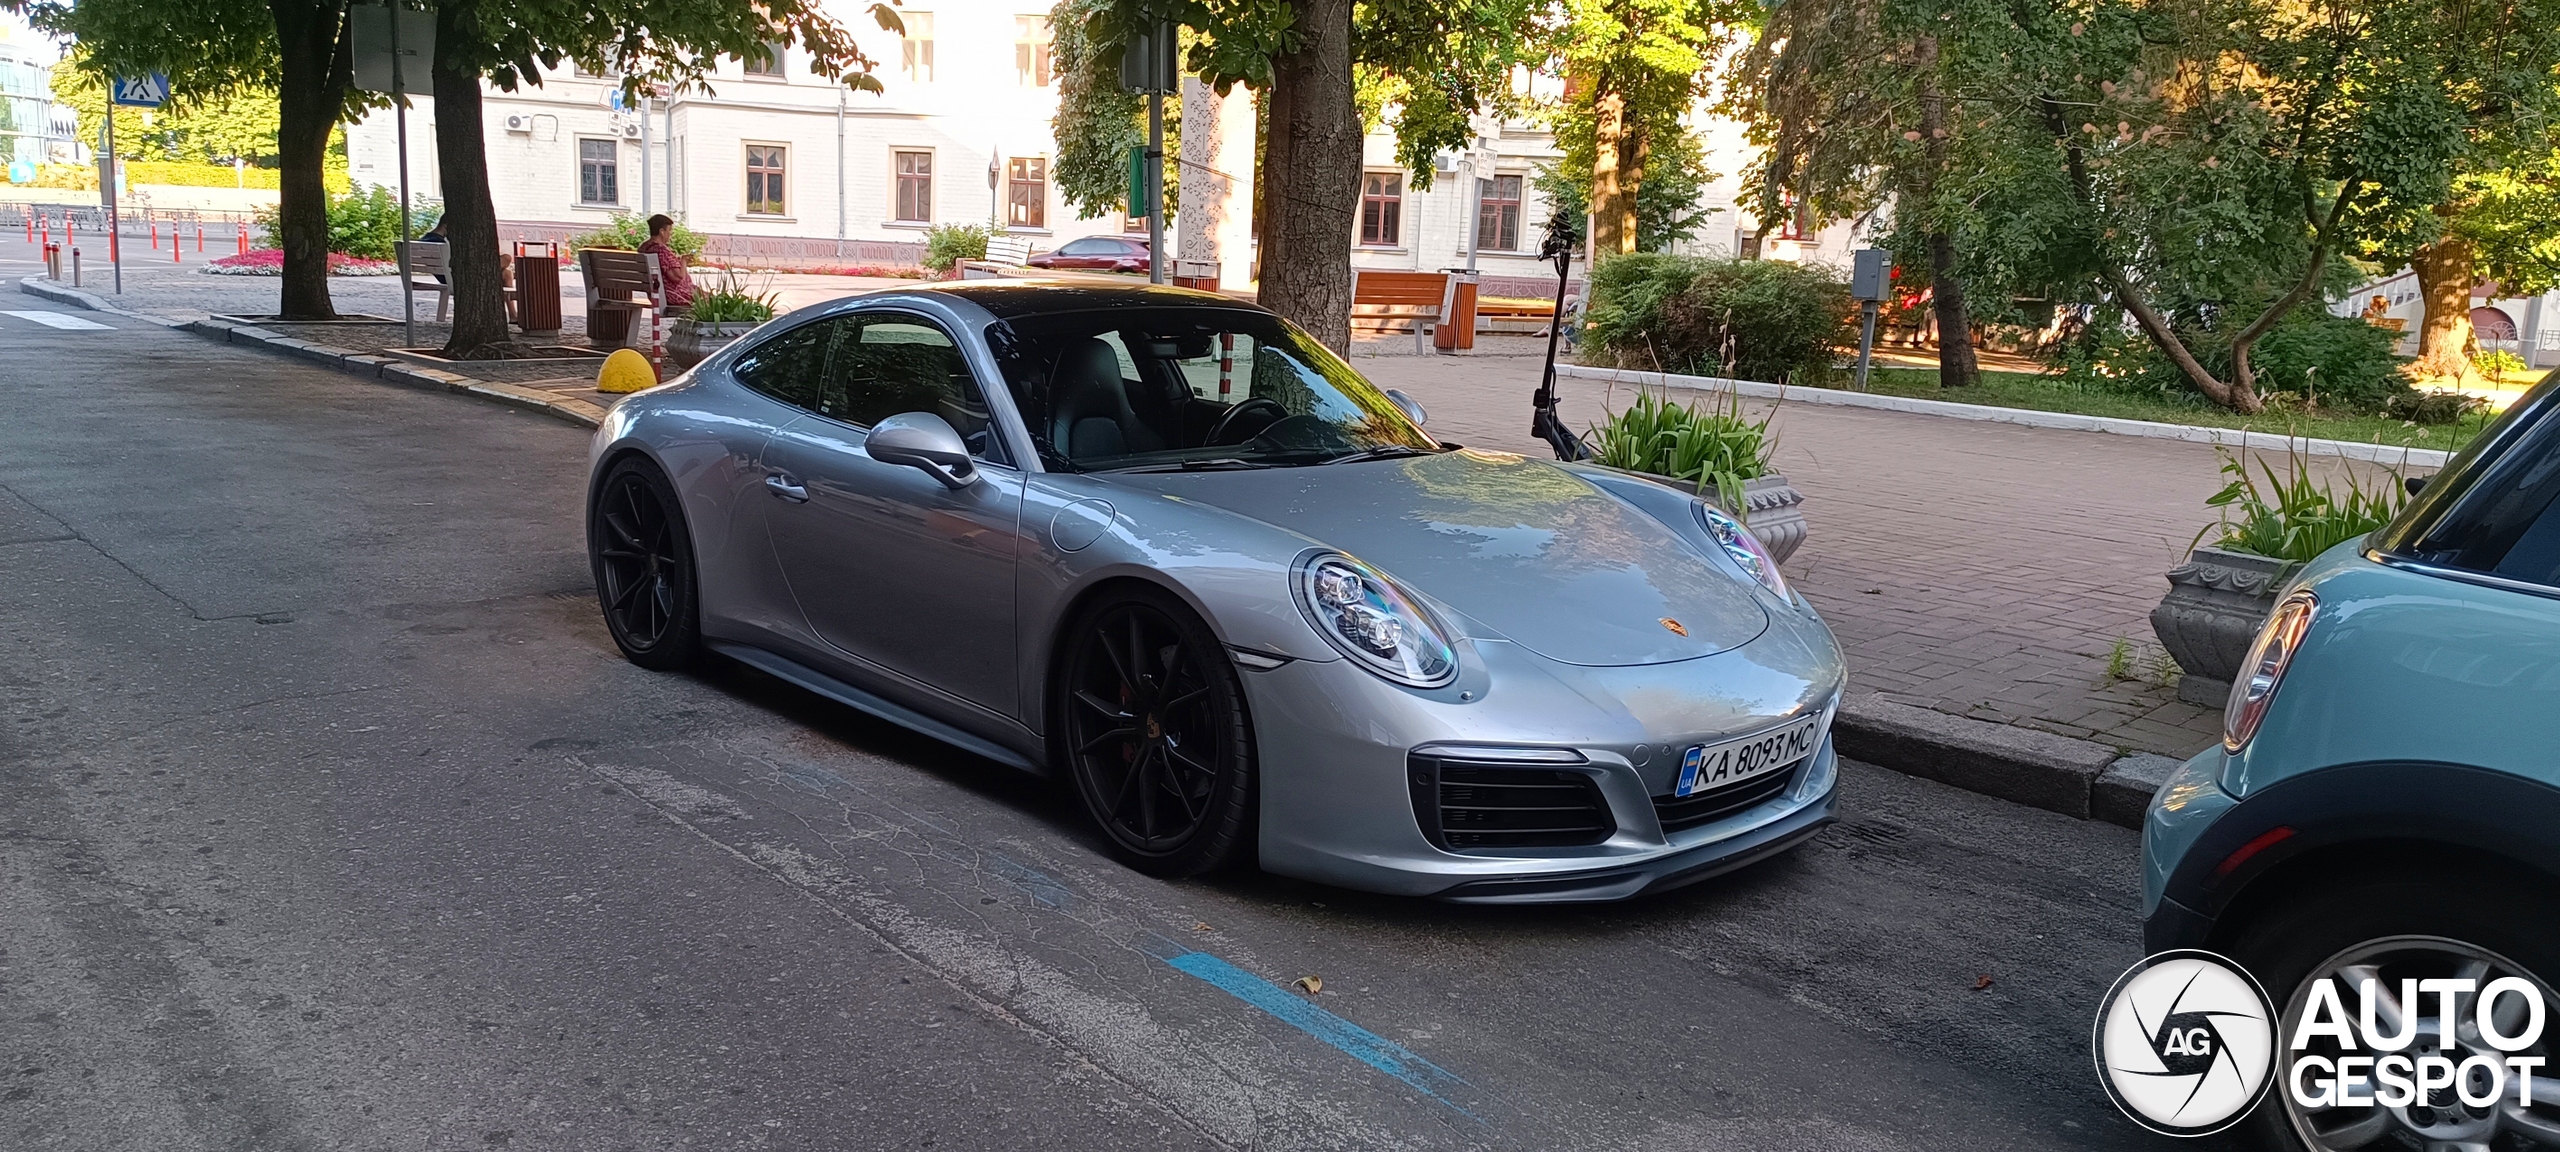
[513,241,563,336]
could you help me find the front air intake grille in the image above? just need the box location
[1653,762,1802,834]
[1409,753,1615,851]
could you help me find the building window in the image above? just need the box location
[1014,17,1054,86]
[1007,156,1046,229]
[1359,172,1402,247]
[746,144,788,215]
[900,13,935,83]
[578,138,619,205]
[1475,174,1522,251]
[743,41,786,77]
[894,150,933,222]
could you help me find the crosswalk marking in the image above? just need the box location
[0,310,115,331]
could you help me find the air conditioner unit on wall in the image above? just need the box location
[617,122,644,139]
[503,114,532,134]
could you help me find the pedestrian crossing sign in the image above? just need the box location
[112,74,169,107]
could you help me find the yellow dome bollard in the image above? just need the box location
[596,347,658,393]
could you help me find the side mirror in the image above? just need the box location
[866,412,979,489]
[1384,388,1428,428]
[2404,474,2429,497]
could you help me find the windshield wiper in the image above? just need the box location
[1104,457,1273,473]
[1323,445,1442,465]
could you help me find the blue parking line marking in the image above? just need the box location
[1155,949,1479,1118]
[986,853,1075,910]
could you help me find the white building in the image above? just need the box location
[347,1,1858,281]
[2332,272,2560,370]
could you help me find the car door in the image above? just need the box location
[759,310,1024,718]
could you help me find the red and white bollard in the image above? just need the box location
[197,225,204,253]
[149,219,158,250]
[237,225,249,255]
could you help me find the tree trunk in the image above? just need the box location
[1913,48,1977,389]
[432,3,513,357]
[2412,235,2478,381]
[270,0,349,321]
[1622,120,1649,252]
[1926,230,1979,389]
[1590,70,1633,260]
[1257,0,1358,353]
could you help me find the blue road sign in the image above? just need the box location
[111,74,169,107]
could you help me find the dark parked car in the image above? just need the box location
[1026,235,1152,274]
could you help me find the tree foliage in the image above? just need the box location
[49,56,285,166]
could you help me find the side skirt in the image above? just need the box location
[709,641,1048,776]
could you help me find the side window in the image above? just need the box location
[816,313,1006,462]
[730,321,832,410]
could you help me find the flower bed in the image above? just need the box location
[204,249,399,277]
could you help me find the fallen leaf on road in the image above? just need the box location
[1972,975,1995,991]
[1293,975,1323,995]
[1192,922,1211,932]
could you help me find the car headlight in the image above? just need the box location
[2223,589,2315,753]
[1292,553,1457,687]
[1696,503,1789,600]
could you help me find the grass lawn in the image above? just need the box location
[1844,366,2492,454]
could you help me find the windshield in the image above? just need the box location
[985,306,1438,471]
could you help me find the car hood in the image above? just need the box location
[1108,449,1769,665]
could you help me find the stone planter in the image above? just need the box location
[1733,474,1808,565]
[666,318,762,370]
[2150,546,2303,706]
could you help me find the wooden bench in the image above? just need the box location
[1350,270,1453,353]
[984,234,1033,266]
[578,247,664,349]
[394,241,453,323]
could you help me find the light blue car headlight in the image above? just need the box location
[1292,552,1458,687]
[1695,503,1790,600]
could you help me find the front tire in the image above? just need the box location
[1055,587,1255,878]
[589,458,703,670]
[2228,869,2560,1151]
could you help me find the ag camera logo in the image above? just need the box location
[2093,950,2278,1136]
[2095,949,2553,1139]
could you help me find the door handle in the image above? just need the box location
[764,472,809,503]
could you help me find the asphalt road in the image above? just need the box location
[0,301,2183,1151]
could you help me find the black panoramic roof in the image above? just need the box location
[904,279,1257,320]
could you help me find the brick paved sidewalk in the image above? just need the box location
[1354,347,2238,757]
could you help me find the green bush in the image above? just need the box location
[568,211,706,259]
[251,186,438,260]
[1587,385,1775,509]
[1583,254,1853,385]
[922,222,990,273]
[2049,308,2409,413]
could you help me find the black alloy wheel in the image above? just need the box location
[589,459,702,670]
[1058,588,1254,877]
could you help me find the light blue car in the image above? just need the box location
[2143,372,2560,1151]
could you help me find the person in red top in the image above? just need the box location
[638,214,696,312]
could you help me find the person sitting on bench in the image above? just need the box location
[637,214,696,315]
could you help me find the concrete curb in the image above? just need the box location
[1559,363,2452,468]
[15,277,602,431]
[1834,692,2185,829]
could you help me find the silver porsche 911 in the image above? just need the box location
[585,282,1846,902]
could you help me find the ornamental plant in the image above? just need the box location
[567,212,706,259]
[687,269,780,324]
[1588,384,1777,512]
[922,223,990,274]
[2197,443,2408,564]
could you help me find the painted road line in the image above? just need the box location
[1140,933,1482,1118]
[1,309,114,331]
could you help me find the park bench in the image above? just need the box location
[394,241,453,323]
[578,247,663,349]
[1350,269,1452,354]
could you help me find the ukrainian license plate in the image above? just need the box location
[1674,716,1822,798]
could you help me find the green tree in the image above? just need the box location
[1530,124,1716,252]
[13,0,356,319]
[2399,144,2560,379]
[1067,0,1534,351]
[50,56,285,166]
[1556,0,1734,263]
[422,0,893,355]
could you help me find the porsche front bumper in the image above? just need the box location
[1241,629,1844,902]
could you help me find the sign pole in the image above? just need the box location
[104,105,121,295]
[391,0,414,348]
[1854,300,1879,391]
